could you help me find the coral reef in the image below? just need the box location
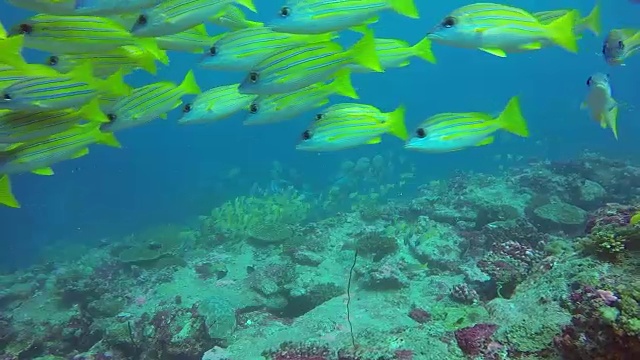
[2,152,640,359]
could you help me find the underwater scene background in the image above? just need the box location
[0,0,639,359]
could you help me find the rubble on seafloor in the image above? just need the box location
[1,152,640,360]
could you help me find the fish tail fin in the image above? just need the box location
[609,105,619,140]
[0,21,6,38]
[386,104,409,140]
[0,35,25,67]
[98,131,121,148]
[497,96,529,137]
[348,31,383,72]
[0,175,19,209]
[582,1,602,36]
[331,69,359,99]
[412,36,436,64]
[80,99,109,123]
[179,70,201,95]
[545,10,579,53]
[102,69,132,97]
[388,0,420,19]
[137,38,169,65]
[235,0,257,13]
[124,46,158,75]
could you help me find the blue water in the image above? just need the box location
[0,0,638,270]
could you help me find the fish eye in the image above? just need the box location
[315,113,323,120]
[2,93,11,101]
[586,76,592,86]
[209,46,217,56]
[442,16,456,28]
[47,56,59,66]
[107,113,117,122]
[183,103,192,113]
[18,23,33,35]
[301,130,312,140]
[249,72,259,83]
[618,40,625,50]
[136,14,147,26]
[280,6,291,17]
[416,128,427,138]
[249,103,258,113]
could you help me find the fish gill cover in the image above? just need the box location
[0,0,639,359]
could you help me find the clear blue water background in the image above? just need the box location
[0,0,637,270]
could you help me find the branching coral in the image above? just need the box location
[579,203,640,261]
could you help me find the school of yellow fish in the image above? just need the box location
[0,0,636,209]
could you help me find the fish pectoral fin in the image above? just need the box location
[475,137,494,146]
[519,42,542,50]
[366,137,382,145]
[70,147,89,159]
[599,119,607,128]
[159,113,168,119]
[32,167,54,176]
[474,27,489,33]
[479,48,507,57]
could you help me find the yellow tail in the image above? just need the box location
[0,175,20,209]
[349,30,383,72]
[137,38,169,65]
[102,69,132,98]
[98,131,122,148]
[80,99,109,123]
[330,69,359,99]
[388,0,420,19]
[580,2,602,36]
[0,35,25,67]
[545,10,580,53]
[496,96,529,137]
[412,36,436,64]
[179,70,202,95]
[385,104,409,140]
[122,46,158,75]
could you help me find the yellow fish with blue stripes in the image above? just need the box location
[0,63,130,111]
[0,123,120,177]
[267,0,419,34]
[9,14,167,63]
[239,31,382,95]
[200,26,335,71]
[297,103,408,152]
[244,71,358,126]
[45,46,161,78]
[0,100,107,144]
[103,70,201,132]
[130,0,256,37]
[427,3,579,57]
[405,96,529,153]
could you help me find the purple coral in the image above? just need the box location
[450,284,479,305]
[477,240,542,288]
[585,203,637,234]
[454,323,499,356]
